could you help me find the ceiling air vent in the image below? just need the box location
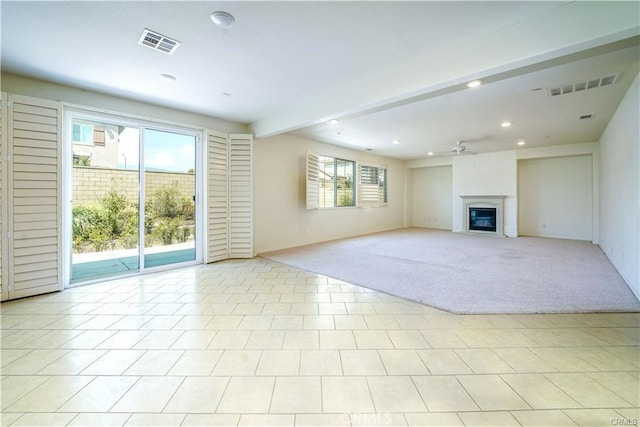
[546,73,621,97]
[138,29,180,55]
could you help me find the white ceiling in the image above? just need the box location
[2,1,639,159]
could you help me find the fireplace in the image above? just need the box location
[459,195,506,236]
[469,207,497,232]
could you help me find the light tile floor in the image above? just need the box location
[1,258,639,427]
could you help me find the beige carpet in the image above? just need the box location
[262,228,640,314]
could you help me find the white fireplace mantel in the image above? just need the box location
[460,195,506,236]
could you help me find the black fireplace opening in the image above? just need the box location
[469,207,497,232]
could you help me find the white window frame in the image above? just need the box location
[307,152,356,209]
[63,108,204,287]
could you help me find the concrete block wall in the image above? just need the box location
[72,166,195,206]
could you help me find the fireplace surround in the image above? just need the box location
[460,195,506,236]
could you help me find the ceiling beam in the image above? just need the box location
[250,1,639,138]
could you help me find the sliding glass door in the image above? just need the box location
[69,114,199,283]
[143,129,196,268]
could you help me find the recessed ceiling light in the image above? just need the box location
[222,92,231,97]
[392,140,400,145]
[501,121,512,128]
[329,119,339,125]
[427,152,434,156]
[517,140,525,146]
[159,73,176,81]
[211,11,235,28]
[467,80,482,88]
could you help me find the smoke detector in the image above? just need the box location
[546,73,621,97]
[138,29,180,55]
[211,11,235,28]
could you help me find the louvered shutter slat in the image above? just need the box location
[306,151,319,209]
[0,93,4,297]
[228,135,253,258]
[359,164,387,207]
[7,94,63,298]
[93,126,105,146]
[359,165,379,206]
[207,131,229,263]
[380,168,388,204]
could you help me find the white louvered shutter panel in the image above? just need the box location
[0,93,5,298]
[7,94,63,299]
[306,151,319,209]
[207,130,229,263]
[228,134,253,258]
[359,165,381,207]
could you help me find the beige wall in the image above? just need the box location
[408,166,452,230]
[72,167,195,205]
[599,72,639,299]
[518,155,593,240]
[253,134,406,253]
[407,142,599,240]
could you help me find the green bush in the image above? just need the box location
[72,182,195,253]
[72,191,132,252]
[179,197,195,221]
[121,207,139,249]
[144,200,155,235]
[88,225,111,252]
[100,190,129,236]
[72,205,109,251]
[152,218,181,245]
[144,232,156,248]
[73,235,87,253]
[337,191,354,207]
[151,182,181,218]
[176,226,191,243]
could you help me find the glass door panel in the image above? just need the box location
[143,129,196,268]
[71,120,140,282]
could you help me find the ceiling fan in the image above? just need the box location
[426,140,479,157]
[451,140,476,155]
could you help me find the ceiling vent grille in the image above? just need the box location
[546,72,621,97]
[138,29,180,55]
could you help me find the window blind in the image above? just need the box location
[206,131,253,262]
[306,151,319,209]
[359,164,387,207]
[6,93,63,299]
[228,134,253,259]
[206,131,229,263]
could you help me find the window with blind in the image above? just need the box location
[359,164,388,207]
[306,153,387,209]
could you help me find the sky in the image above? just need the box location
[117,128,196,173]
